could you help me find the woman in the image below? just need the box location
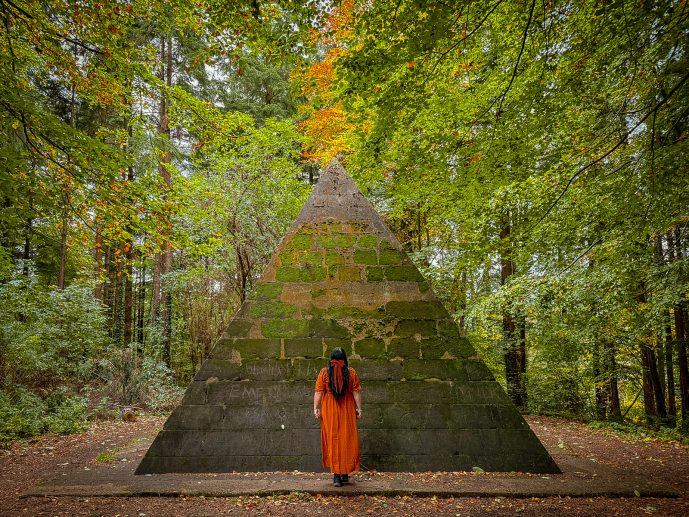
[313,347,362,487]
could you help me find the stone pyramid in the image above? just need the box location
[136,161,560,474]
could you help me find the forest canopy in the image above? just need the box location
[1,0,688,443]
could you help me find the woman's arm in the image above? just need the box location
[353,390,362,419]
[313,390,323,419]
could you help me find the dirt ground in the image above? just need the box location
[1,415,688,516]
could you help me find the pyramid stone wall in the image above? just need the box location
[136,162,560,474]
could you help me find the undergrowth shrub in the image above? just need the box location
[0,386,88,446]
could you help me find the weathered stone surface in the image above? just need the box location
[137,160,559,475]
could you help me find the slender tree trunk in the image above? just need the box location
[500,215,525,409]
[57,192,69,290]
[22,217,31,276]
[153,33,174,367]
[671,229,689,427]
[94,227,104,302]
[137,261,146,350]
[123,106,134,346]
[637,282,666,420]
[604,339,622,420]
[664,314,676,420]
[593,342,607,419]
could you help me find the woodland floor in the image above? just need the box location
[1,415,688,516]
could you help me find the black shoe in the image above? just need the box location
[341,474,349,483]
[333,474,342,487]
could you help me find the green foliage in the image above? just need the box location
[0,280,110,386]
[0,386,88,446]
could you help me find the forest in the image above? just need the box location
[1,0,688,445]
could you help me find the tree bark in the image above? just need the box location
[665,315,676,421]
[500,215,526,409]
[57,192,69,290]
[604,338,622,420]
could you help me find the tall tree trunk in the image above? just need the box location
[665,315,676,421]
[593,342,607,419]
[153,33,174,367]
[137,261,146,350]
[500,215,525,409]
[123,105,134,346]
[604,338,622,420]
[637,282,666,420]
[671,229,689,427]
[57,192,69,290]
[22,217,31,277]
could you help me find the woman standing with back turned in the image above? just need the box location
[313,347,362,487]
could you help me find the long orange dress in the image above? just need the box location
[315,367,361,474]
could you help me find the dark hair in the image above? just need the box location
[327,347,350,399]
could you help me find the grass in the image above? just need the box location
[95,446,121,463]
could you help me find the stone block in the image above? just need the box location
[322,338,353,356]
[351,358,404,380]
[276,266,326,282]
[353,248,378,265]
[378,248,405,265]
[386,300,447,319]
[394,319,437,338]
[289,358,329,380]
[383,265,424,281]
[388,338,420,359]
[324,251,344,266]
[220,318,252,339]
[354,338,386,358]
[251,282,283,300]
[250,300,297,319]
[227,338,281,359]
[366,266,385,281]
[261,319,309,338]
[307,319,349,338]
[403,359,468,380]
[465,358,495,380]
[284,338,324,358]
[357,235,379,247]
[336,265,363,281]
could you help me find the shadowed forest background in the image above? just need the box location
[1,0,688,445]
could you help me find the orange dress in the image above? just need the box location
[315,367,361,473]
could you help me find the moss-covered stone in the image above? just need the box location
[388,338,421,358]
[261,319,309,338]
[295,251,323,268]
[223,319,252,337]
[378,248,405,265]
[250,301,296,319]
[284,338,324,358]
[317,234,356,248]
[367,266,385,281]
[395,319,437,338]
[290,234,314,249]
[353,248,378,265]
[326,305,384,319]
[279,250,296,266]
[357,234,379,248]
[276,266,326,282]
[386,300,447,319]
[251,282,283,300]
[465,358,495,380]
[323,338,352,356]
[230,339,281,359]
[337,266,363,281]
[324,251,345,266]
[384,265,423,281]
[308,319,350,338]
[403,359,468,381]
[354,338,386,358]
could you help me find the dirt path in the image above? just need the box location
[1,415,688,516]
